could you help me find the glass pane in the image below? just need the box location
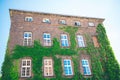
[68,67,72,74]
[64,60,67,65]
[61,40,65,46]
[22,61,26,66]
[29,33,31,37]
[63,35,67,39]
[85,60,88,65]
[68,60,70,65]
[43,34,46,38]
[83,67,87,75]
[82,60,85,65]
[26,67,30,76]
[64,67,68,75]
[65,40,68,46]
[27,61,30,66]
[21,67,25,76]
[49,61,51,65]
[61,35,64,39]
[24,33,27,37]
[47,34,50,38]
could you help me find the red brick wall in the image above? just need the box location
[8,9,104,52]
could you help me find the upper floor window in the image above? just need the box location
[59,20,66,25]
[63,59,73,76]
[88,22,95,27]
[23,32,32,46]
[43,33,51,46]
[25,17,33,22]
[81,59,91,75]
[21,59,31,77]
[44,58,54,76]
[43,18,50,23]
[92,36,99,47]
[77,35,85,47]
[75,21,81,26]
[61,34,69,47]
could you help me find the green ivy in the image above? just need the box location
[1,25,120,80]
[97,24,120,80]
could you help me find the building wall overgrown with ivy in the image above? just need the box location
[1,24,120,80]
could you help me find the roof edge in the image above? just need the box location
[9,9,105,21]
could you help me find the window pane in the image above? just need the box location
[64,67,68,75]
[24,33,27,37]
[65,40,68,46]
[64,60,67,65]
[67,60,70,65]
[44,59,53,76]
[83,67,87,74]
[68,67,72,74]
[64,59,73,75]
[21,59,31,77]
[22,61,26,66]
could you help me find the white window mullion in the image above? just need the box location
[61,34,69,47]
[43,33,51,46]
[21,59,31,77]
[23,32,32,46]
[77,35,85,47]
[82,59,91,75]
[63,59,73,75]
[44,59,53,76]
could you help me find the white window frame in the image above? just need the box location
[88,22,95,27]
[63,59,73,76]
[43,18,50,23]
[75,21,81,26]
[23,32,32,46]
[44,59,53,76]
[81,59,91,75]
[21,59,31,77]
[43,33,51,46]
[77,35,85,47]
[61,34,69,47]
[25,17,33,22]
[59,20,66,24]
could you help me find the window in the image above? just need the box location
[88,22,95,27]
[81,59,91,75]
[59,20,66,25]
[25,17,33,22]
[61,34,69,47]
[43,18,50,23]
[21,59,31,77]
[23,32,32,46]
[75,21,81,26]
[92,36,99,47]
[63,59,73,75]
[44,59,53,76]
[43,33,51,46]
[77,35,85,47]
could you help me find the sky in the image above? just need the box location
[0,0,120,75]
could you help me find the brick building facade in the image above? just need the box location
[7,9,104,80]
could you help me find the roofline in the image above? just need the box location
[9,9,105,21]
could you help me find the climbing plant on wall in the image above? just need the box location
[1,25,120,80]
[97,24,120,80]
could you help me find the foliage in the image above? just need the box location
[97,24,120,80]
[1,25,120,80]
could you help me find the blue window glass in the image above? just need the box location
[64,60,67,65]
[43,33,51,46]
[82,59,91,75]
[61,34,69,47]
[77,35,85,47]
[24,33,27,37]
[63,59,73,75]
